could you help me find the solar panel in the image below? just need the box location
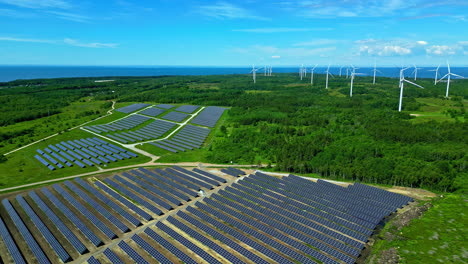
[118,241,148,264]
[1,199,51,264]
[40,188,103,246]
[52,185,117,239]
[28,191,87,254]
[132,234,172,263]
[103,248,123,263]
[15,195,71,262]
[0,215,26,264]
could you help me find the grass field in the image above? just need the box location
[367,193,467,264]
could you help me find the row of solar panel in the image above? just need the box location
[106,119,177,143]
[190,106,226,128]
[84,114,150,133]
[115,103,151,113]
[221,167,246,177]
[175,105,199,113]
[0,166,223,263]
[149,124,210,153]
[160,111,189,122]
[138,106,166,117]
[34,137,137,170]
[249,173,377,231]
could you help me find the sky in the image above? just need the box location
[0,0,467,66]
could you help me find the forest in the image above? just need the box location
[0,73,466,193]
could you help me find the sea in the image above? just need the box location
[0,65,467,82]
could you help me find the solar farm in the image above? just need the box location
[0,166,413,264]
[82,103,226,153]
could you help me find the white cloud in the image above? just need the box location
[425,45,457,56]
[294,39,338,47]
[63,38,118,48]
[417,41,428,45]
[0,0,71,9]
[356,39,432,56]
[0,36,117,48]
[46,11,90,23]
[197,2,268,20]
[0,37,55,43]
[231,44,336,58]
[271,55,281,59]
[233,27,331,33]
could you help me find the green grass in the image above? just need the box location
[0,99,111,153]
[408,98,467,123]
[368,193,468,264]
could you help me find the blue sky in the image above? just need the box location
[0,0,467,66]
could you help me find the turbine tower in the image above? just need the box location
[339,66,344,77]
[310,64,318,86]
[437,61,465,98]
[428,64,440,85]
[299,64,304,80]
[372,62,381,85]
[250,65,262,84]
[412,64,422,81]
[398,67,424,112]
[350,67,364,97]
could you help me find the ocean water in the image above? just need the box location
[0,65,467,82]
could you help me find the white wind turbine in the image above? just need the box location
[346,68,350,79]
[428,64,440,85]
[411,64,422,80]
[398,67,424,112]
[325,65,333,89]
[339,66,344,77]
[299,64,304,80]
[372,62,381,85]
[269,66,273,76]
[349,67,365,97]
[437,61,465,98]
[250,65,262,83]
[310,64,318,85]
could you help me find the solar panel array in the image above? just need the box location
[84,114,150,134]
[221,167,246,177]
[138,107,166,117]
[149,124,210,153]
[155,104,175,109]
[0,166,412,264]
[34,137,137,170]
[83,169,410,264]
[160,111,189,122]
[175,105,199,113]
[0,167,225,263]
[190,106,226,127]
[115,103,150,113]
[106,119,177,143]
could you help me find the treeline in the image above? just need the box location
[2,74,467,192]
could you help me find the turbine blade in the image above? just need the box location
[404,79,424,89]
[451,73,465,78]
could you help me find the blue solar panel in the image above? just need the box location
[15,195,71,262]
[132,234,172,264]
[53,185,117,239]
[118,241,148,264]
[1,199,51,264]
[28,191,87,254]
[144,228,197,264]
[40,188,102,247]
[63,181,129,233]
[74,178,141,227]
[0,215,26,264]
[103,248,123,264]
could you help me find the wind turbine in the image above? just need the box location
[310,64,318,86]
[346,68,350,79]
[437,61,465,98]
[372,62,381,85]
[325,65,333,89]
[428,64,440,85]
[411,64,422,80]
[339,66,344,77]
[398,67,424,112]
[250,65,262,83]
[349,67,365,97]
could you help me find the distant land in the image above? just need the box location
[1,65,467,82]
